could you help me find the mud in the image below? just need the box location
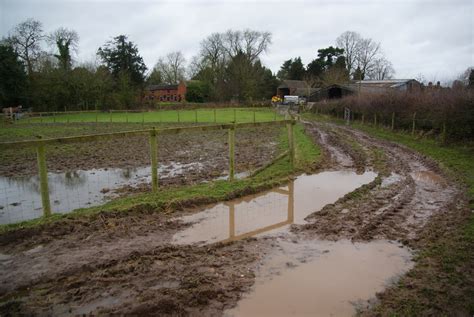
[0,125,281,178]
[0,119,471,315]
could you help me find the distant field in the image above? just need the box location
[15,108,282,124]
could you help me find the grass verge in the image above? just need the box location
[0,123,320,234]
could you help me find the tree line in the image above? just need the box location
[1,18,396,110]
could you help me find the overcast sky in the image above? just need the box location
[1,0,473,83]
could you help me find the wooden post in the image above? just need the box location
[391,112,395,130]
[228,126,235,181]
[149,129,158,192]
[195,109,198,123]
[214,109,217,123]
[412,112,416,136]
[287,180,294,223]
[36,138,51,217]
[441,121,447,144]
[287,121,295,169]
[229,203,235,239]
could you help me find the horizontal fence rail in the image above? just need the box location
[0,120,296,221]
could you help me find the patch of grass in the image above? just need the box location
[12,108,282,125]
[0,123,319,233]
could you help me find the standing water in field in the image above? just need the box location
[0,162,203,224]
[172,171,377,244]
[225,239,413,317]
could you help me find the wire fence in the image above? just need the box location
[311,106,449,142]
[1,108,282,126]
[0,120,295,225]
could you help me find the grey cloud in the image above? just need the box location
[1,0,472,82]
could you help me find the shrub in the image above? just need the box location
[311,89,474,141]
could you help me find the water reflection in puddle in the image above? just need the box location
[172,171,377,245]
[226,239,413,317]
[0,162,203,224]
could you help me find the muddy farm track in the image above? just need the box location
[0,121,471,316]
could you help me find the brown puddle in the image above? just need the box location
[172,171,377,245]
[226,239,413,317]
[411,170,445,185]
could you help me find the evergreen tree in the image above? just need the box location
[97,35,147,86]
[0,43,27,106]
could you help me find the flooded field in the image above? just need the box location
[0,162,204,224]
[172,171,377,245]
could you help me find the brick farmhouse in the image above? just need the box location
[144,82,187,102]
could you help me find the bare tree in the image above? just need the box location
[356,38,380,79]
[155,51,186,84]
[200,32,226,67]
[222,30,271,61]
[7,18,45,74]
[336,31,361,75]
[366,57,395,80]
[48,27,79,70]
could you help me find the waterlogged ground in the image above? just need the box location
[0,120,470,315]
[0,125,280,224]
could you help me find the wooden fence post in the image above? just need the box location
[441,121,447,144]
[36,137,51,217]
[228,126,235,181]
[149,129,158,192]
[391,112,395,130]
[412,112,416,136]
[287,121,295,169]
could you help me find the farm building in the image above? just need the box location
[276,80,319,98]
[309,79,422,101]
[144,82,187,102]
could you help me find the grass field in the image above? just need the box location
[13,108,282,125]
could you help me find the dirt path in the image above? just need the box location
[0,120,470,315]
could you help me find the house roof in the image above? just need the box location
[278,80,309,89]
[146,84,180,91]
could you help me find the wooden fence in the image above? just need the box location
[1,108,280,125]
[0,120,296,218]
